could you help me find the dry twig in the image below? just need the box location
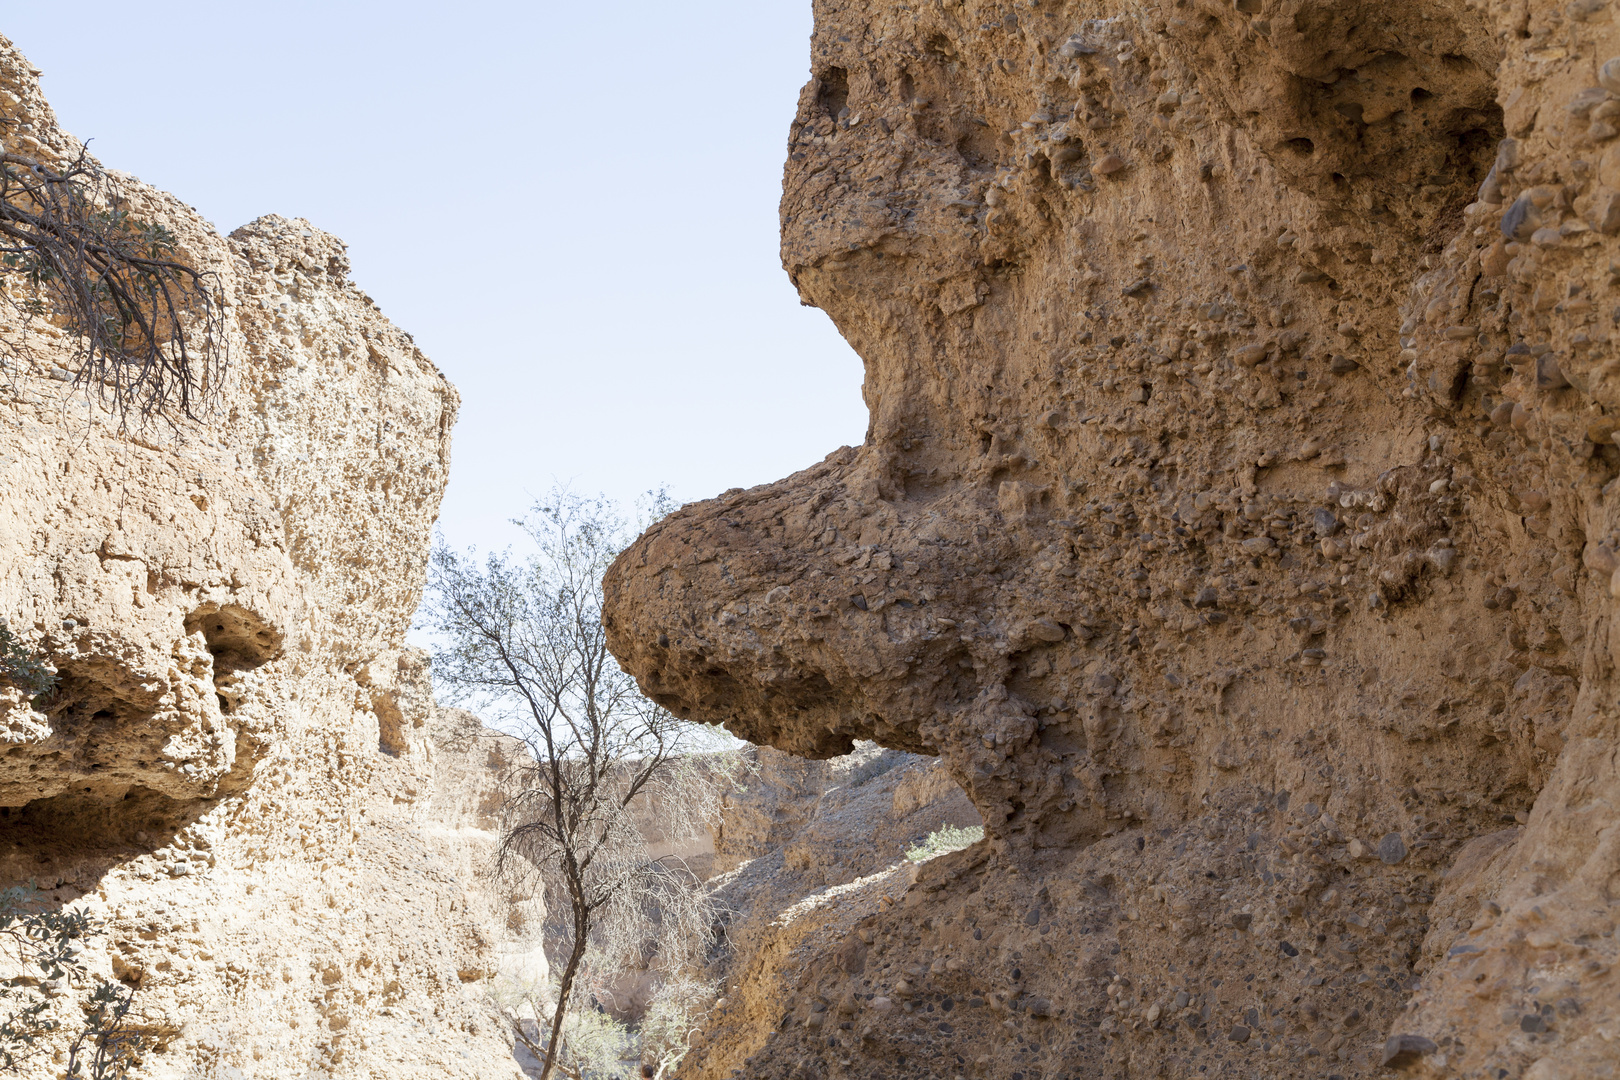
[0,137,225,421]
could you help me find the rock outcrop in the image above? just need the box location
[604,1,1620,1077]
[0,37,525,1078]
[689,744,980,1079]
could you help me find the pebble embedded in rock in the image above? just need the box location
[1601,56,1620,94]
[1377,832,1408,865]
[1536,355,1570,390]
[1030,619,1066,642]
[1502,194,1536,239]
[1382,1034,1438,1068]
[1095,154,1126,175]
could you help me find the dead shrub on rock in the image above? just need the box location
[0,133,224,421]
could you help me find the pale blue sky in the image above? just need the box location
[4,2,867,553]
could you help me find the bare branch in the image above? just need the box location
[0,137,226,422]
[422,486,731,1080]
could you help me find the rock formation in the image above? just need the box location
[689,744,980,1078]
[0,37,527,1078]
[604,1,1620,1077]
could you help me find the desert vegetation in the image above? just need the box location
[0,133,224,421]
[424,489,739,1080]
[0,889,146,1079]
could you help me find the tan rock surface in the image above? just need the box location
[689,744,980,1079]
[0,36,525,1079]
[603,1,1620,1077]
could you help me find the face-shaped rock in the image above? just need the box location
[605,0,1516,849]
[606,1,1620,1077]
[0,207,455,886]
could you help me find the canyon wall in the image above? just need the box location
[0,37,527,1078]
[604,1,1620,1078]
[688,744,980,1078]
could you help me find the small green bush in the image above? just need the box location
[905,824,985,863]
[1,886,146,1078]
[637,975,716,1078]
[0,623,54,699]
[556,1008,630,1079]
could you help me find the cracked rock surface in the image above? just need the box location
[605,1,1620,1076]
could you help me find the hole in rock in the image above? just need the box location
[954,129,994,170]
[0,787,212,902]
[1284,137,1316,156]
[0,604,279,898]
[185,602,281,716]
[818,67,850,120]
[186,603,281,671]
[376,691,408,757]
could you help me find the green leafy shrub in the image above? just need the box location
[1,887,147,1078]
[905,824,985,864]
[0,623,54,700]
[636,976,717,1079]
[555,1007,629,1080]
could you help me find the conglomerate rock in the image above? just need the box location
[0,37,526,1078]
[603,1,1620,1077]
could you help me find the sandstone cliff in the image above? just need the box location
[0,37,526,1078]
[604,2,1620,1078]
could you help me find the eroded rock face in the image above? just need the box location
[0,37,524,1078]
[605,1,1620,1077]
[689,744,980,1078]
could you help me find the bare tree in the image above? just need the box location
[424,489,728,1080]
[0,132,225,421]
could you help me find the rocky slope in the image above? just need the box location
[603,1,1620,1077]
[0,37,527,1079]
[686,743,980,1079]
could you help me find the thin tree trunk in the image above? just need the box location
[537,898,591,1080]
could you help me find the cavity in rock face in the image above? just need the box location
[604,1,1620,1077]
